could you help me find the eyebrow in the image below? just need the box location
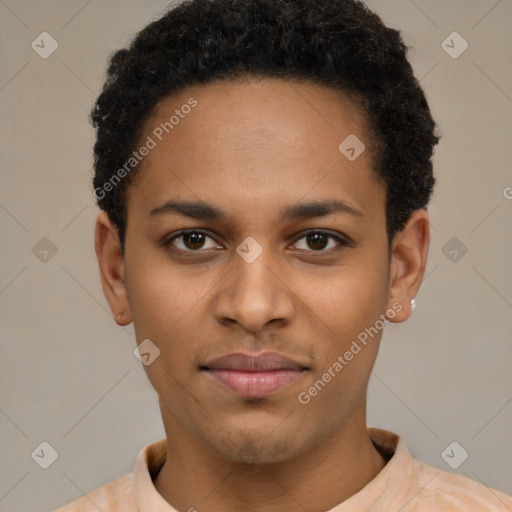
[280,199,364,221]
[149,199,364,221]
[150,200,226,220]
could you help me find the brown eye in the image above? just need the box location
[305,232,329,250]
[182,232,206,250]
[293,230,348,252]
[167,230,219,251]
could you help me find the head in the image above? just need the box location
[94,0,439,464]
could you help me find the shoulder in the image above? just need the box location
[409,458,512,511]
[53,472,136,512]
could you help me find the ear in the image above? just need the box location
[94,211,132,326]
[386,209,430,323]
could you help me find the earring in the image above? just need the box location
[410,299,416,311]
[116,312,123,324]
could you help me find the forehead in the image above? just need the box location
[148,77,369,154]
[127,77,384,224]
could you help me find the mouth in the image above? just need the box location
[200,351,309,397]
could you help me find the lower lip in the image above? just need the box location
[205,369,305,397]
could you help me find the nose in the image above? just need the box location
[212,247,296,333]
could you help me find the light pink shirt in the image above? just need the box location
[54,428,512,511]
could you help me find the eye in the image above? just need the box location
[164,229,351,254]
[166,230,220,251]
[292,230,349,252]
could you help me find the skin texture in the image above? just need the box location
[95,77,430,512]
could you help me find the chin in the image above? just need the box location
[208,428,304,465]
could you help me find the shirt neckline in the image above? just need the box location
[134,427,408,511]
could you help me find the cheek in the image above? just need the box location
[301,258,389,341]
[298,268,387,412]
[126,265,205,396]
[126,257,205,345]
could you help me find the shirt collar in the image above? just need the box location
[331,428,414,511]
[133,427,410,511]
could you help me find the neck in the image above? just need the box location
[154,402,387,512]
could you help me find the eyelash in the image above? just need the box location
[163,229,351,255]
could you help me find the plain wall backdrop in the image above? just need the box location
[0,1,511,510]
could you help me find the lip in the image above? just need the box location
[201,351,308,397]
[204,351,307,372]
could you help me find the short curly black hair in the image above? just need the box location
[91,0,440,254]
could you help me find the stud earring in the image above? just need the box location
[410,299,416,311]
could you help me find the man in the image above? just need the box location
[56,0,512,510]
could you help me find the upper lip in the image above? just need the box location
[202,352,308,372]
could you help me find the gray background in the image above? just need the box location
[1,1,511,511]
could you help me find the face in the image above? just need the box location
[96,77,427,464]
